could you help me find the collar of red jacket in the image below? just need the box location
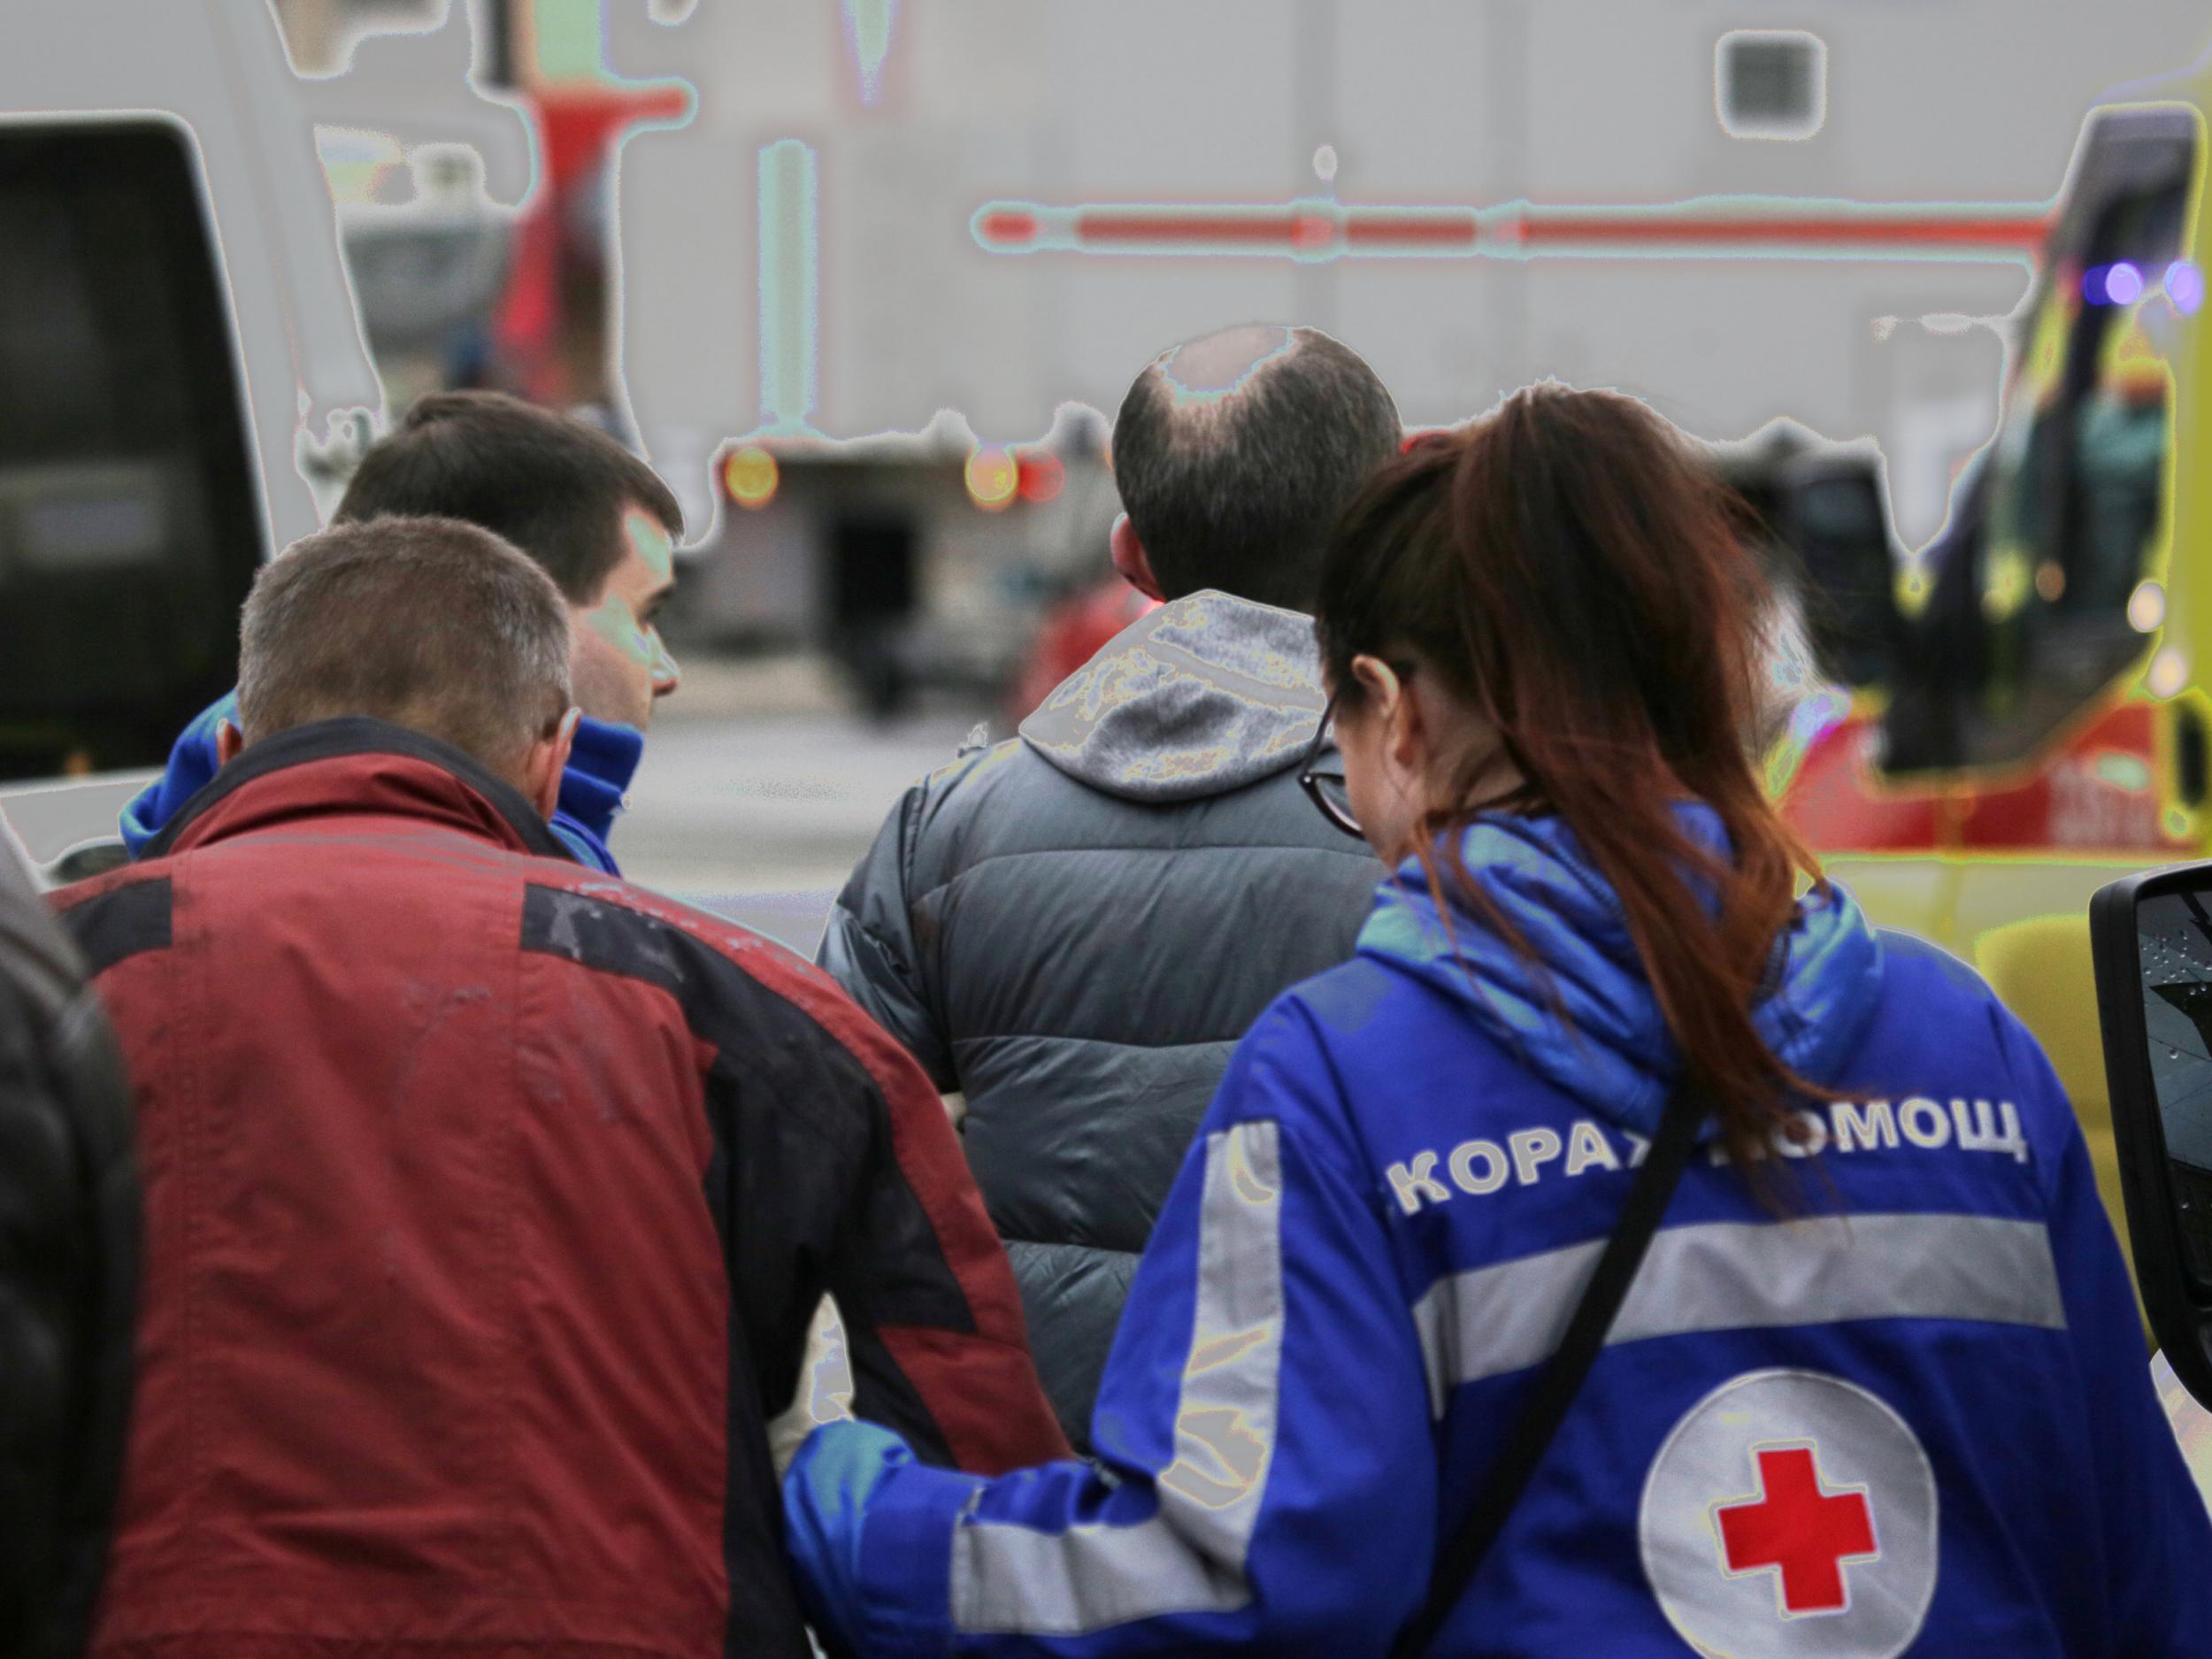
[140,716,578,864]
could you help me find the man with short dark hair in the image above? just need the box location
[119,391,683,872]
[60,519,1065,1659]
[819,324,1398,1446]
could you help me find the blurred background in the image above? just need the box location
[8,0,2212,948]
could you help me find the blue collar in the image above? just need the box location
[1356,806,1885,1139]
[549,713,643,875]
[122,695,647,878]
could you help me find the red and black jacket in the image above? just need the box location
[54,718,1067,1659]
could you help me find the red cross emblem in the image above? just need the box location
[1713,1443,1880,1616]
[1647,1371,1935,1657]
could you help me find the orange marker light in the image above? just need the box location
[726,445,780,508]
[965,447,1018,510]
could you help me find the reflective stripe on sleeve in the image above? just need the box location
[1411,1212,2067,1417]
[950,1120,1285,1635]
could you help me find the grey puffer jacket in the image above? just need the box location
[0,836,137,1659]
[819,590,1380,1448]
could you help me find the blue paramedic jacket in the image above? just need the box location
[787,808,2212,1657]
[119,688,642,873]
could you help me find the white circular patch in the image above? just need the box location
[1640,1369,1938,1659]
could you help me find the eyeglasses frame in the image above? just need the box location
[1297,661,1417,841]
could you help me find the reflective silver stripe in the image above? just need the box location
[951,1120,1285,1635]
[1411,1212,2066,1417]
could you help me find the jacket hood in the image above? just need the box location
[1357,807,1884,1140]
[1019,590,1325,803]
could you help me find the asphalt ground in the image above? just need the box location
[0,654,995,958]
[613,656,988,951]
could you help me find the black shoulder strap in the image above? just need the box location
[1393,1080,1709,1658]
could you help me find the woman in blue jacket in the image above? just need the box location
[786,385,2212,1655]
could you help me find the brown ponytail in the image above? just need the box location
[1316,384,1828,1176]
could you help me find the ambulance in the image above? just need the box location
[1778,84,2211,1270]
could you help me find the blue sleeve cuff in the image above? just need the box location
[852,1456,984,1658]
[786,1421,983,1658]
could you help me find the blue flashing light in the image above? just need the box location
[2107,261,2145,305]
[2168,259,2205,316]
[2083,265,2109,305]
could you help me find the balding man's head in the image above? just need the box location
[1110,325,1400,611]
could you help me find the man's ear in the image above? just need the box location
[214,718,245,768]
[1109,515,1165,603]
[524,707,581,822]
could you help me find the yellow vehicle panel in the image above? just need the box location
[1786,88,2212,1300]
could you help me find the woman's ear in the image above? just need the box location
[1348,654,1399,707]
[1349,657,1425,773]
[1386,680,1431,776]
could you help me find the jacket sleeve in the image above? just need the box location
[3,849,139,1659]
[118,690,234,858]
[2047,1114,2212,1649]
[801,975,1070,1477]
[2006,1008,2212,1654]
[816,782,956,1090]
[786,999,1436,1659]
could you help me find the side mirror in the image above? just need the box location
[1771,459,1902,691]
[2091,864,2212,1409]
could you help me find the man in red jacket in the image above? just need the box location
[54,517,1066,1659]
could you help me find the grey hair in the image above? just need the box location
[238,516,572,773]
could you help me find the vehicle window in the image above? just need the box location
[0,122,259,778]
[2071,319,2170,614]
[1792,469,1901,688]
[1883,131,2193,774]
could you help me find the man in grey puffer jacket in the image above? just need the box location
[819,324,1396,1447]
